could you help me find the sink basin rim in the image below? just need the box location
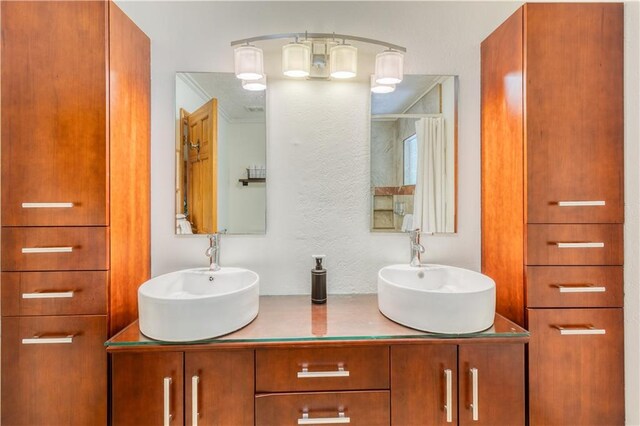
[138,267,259,301]
[378,263,494,294]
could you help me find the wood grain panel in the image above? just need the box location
[1,315,107,425]
[526,224,623,266]
[255,391,390,426]
[108,2,151,336]
[525,3,623,224]
[185,350,255,426]
[458,343,525,426]
[480,6,526,326]
[528,308,624,425]
[111,352,184,426]
[2,271,107,316]
[391,344,457,425]
[1,227,109,271]
[256,346,389,392]
[526,266,623,308]
[1,1,108,226]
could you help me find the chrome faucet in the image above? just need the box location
[409,229,425,267]
[206,231,225,271]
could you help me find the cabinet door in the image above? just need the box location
[458,344,524,426]
[391,345,457,425]
[112,352,184,426]
[525,3,623,224]
[1,315,107,426]
[185,350,254,426]
[528,308,624,426]
[0,1,108,226]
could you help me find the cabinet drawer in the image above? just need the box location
[1,227,108,271]
[255,391,390,426]
[1,271,107,316]
[527,308,624,425]
[256,346,389,392]
[526,266,623,308]
[526,224,622,266]
[1,315,107,425]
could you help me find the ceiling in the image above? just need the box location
[371,75,443,115]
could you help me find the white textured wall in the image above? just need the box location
[116,2,640,422]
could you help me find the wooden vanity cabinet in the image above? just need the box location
[111,342,525,426]
[1,1,150,424]
[481,3,624,425]
[391,343,524,426]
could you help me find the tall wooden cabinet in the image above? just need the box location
[481,3,624,425]
[1,1,150,424]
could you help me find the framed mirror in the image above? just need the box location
[175,72,267,235]
[370,75,457,234]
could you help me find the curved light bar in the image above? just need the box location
[230,32,406,53]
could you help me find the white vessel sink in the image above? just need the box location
[138,267,259,342]
[378,264,496,334]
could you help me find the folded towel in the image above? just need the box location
[401,214,414,232]
[176,214,193,234]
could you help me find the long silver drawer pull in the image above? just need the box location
[22,247,74,254]
[164,377,172,426]
[22,291,74,299]
[555,242,604,249]
[192,375,199,426]
[297,366,350,378]
[554,325,606,335]
[470,368,479,421]
[557,200,605,207]
[21,202,74,208]
[22,335,73,344]
[556,285,606,293]
[444,369,453,423]
[298,411,350,425]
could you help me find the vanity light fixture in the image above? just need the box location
[234,44,264,81]
[242,76,267,91]
[282,40,312,77]
[375,49,404,84]
[329,42,357,79]
[231,32,406,90]
[370,74,395,93]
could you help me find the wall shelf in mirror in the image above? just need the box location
[239,178,266,186]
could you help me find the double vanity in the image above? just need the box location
[108,262,528,426]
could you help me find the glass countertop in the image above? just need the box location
[106,294,528,348]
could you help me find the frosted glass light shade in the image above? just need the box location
[242,76,267,91]
[282,42,311,77]
[375,50,404,84]
[234,45,264,81]
[330,44,357,79]
[370,74,395,94]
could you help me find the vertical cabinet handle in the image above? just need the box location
[163,377,172,426]
[557,200,605,207]
[444,369,453,423]
[192,375,199,426]
[470,368,479,421]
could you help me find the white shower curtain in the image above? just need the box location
[413,117,446,234]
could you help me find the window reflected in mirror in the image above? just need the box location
[370,75,457,234]
[175,72,266,235]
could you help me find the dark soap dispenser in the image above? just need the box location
[311,255,327,304]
